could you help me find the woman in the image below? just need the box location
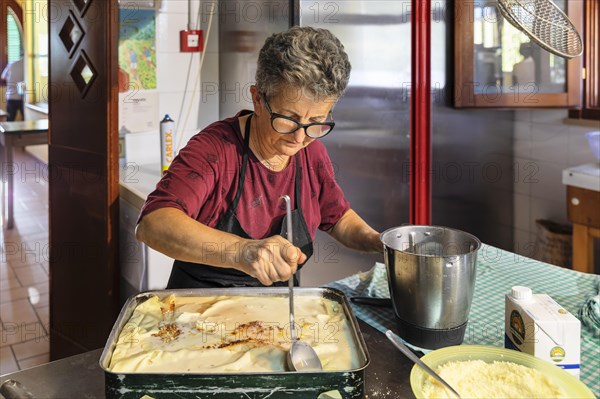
[136,26,381,289]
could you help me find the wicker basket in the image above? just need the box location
[534,219,573,269]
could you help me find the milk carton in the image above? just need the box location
[505,286,581,378]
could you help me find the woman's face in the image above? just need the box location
[250,85,336,158]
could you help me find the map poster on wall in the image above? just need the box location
[118,9,156,90]
[118,8,158,134]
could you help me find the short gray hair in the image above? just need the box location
[255,26,351,101]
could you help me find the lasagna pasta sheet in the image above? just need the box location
[109,295,360,373]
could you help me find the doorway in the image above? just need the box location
[0,0,50,372]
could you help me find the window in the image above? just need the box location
[28,0,49,105]
[569,0,599,120]
[1,1,23,87]
[7,11,22,63]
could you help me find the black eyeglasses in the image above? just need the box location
[262,94,335,139]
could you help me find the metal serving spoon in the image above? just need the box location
[281,195,322,372]
[385,330,462,398]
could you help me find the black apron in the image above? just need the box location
[166,114,314,288]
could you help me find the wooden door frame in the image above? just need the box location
[48,0,120,359]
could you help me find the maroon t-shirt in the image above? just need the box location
[138,111,350,240]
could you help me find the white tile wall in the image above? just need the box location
[123,0,220,165]
[513,121,531,159]
[161,0,201,15]
[530,109,568,125]
[530,124,569,164]
[530,160,566,201]
[513,193,531,232]
[513,109,599,255]
[160,91,201,131]
[513,157,533,195]
[156,54,200,93]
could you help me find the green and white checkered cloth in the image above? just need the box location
[326,244,600,397]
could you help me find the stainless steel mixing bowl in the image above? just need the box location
[381,225,481,349]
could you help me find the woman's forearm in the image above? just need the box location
[328,209,382,253]
[135,207,307,285]
[135,207,248,269]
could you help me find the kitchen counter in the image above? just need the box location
[0,319,414,398]
[562,163,600,192]
[119,162,162,210]
[118,162,175,294]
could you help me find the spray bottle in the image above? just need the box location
[160,114,176,175]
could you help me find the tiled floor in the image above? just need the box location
[1,148,50,375]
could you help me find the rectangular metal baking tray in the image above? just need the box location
[99,287,370,399]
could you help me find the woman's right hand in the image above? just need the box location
[136,208,307,285]
[238,236,307,285]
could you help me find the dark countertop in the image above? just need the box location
[0,320,415,398]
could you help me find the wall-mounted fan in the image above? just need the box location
[497,0,583,59]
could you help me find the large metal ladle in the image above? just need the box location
[281,195,322,372]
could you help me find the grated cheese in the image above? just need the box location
[422,360,564,398]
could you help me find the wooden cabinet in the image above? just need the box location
[454,0,583,108]
[567,185,600,227]
[564,161,600,275]
[566,185,600,275]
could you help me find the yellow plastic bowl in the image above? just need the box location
[410,345,594,399]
